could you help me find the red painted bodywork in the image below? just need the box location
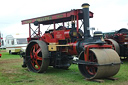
[84,44,112,61]
[42,33,58,43]
[68,42,78,55]
[41,29,71,43]
[54,30,66,40]
[41,29,78,55]
[104,32,128,44]
[64,29,71,39]
[114,33,128,44]
[0,54,1,57]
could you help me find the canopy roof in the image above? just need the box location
[21,9,93,25]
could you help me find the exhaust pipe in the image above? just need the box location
[81,3,91,38]
[76,3,105,53]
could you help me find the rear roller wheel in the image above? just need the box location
[25,40,50,73]
[105,39,120,55]
[78,49,120,79]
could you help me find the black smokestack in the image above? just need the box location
[81,3,91,38]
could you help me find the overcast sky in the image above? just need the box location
[0,0,128,37]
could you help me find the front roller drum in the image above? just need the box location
[25,40,50,73]
[78,49,121,79]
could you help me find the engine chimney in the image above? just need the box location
[81,3,91,38]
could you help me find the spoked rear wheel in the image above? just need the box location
[30,43,42,70]
[25,40,49,73]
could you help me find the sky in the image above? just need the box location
[0,0,128,38]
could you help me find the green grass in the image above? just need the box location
[0,51,128,85]
[1,52,21,59]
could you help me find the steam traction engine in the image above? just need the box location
[104,28,128,59]
[21,3,121,79]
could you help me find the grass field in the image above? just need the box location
[0,50,128,85]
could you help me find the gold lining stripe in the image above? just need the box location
[94,34,103,35]
[82,5,89,8]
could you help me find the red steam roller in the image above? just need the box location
[21,3,121,79]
